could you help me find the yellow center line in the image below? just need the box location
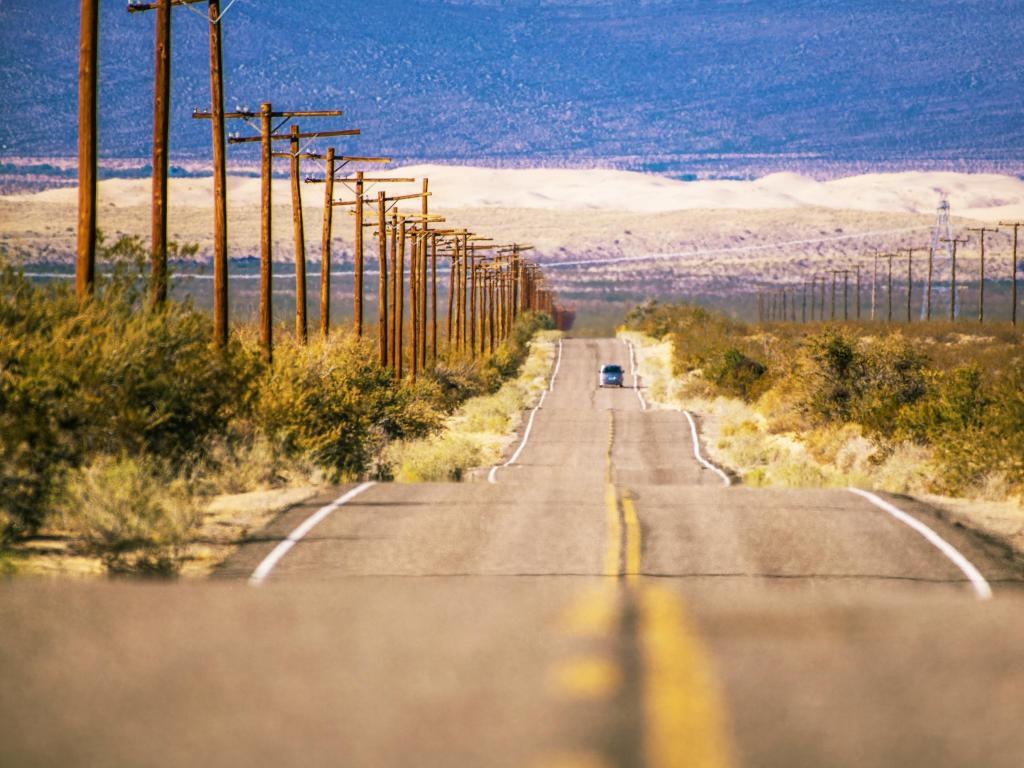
[621,492,641,583]
[548,654,622,700]
[604,412,622,577]
[544,406,733,768]
[638,583,734,768]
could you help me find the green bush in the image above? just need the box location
[794,328,864,424]
[915,361,1024,494]
[62,455,200,575]
[1,245,259,536]
[705,346,768,401]
[1,246,558,549]
[624,301,768,397]
[255,335,443,480]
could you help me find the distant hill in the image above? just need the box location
[1,0,1022,176]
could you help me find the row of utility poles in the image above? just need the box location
[74,0,563,377]
[758,226,1022,326]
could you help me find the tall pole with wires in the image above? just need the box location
[967,227,999,323]
[942,237,967,322]
[1000,221,1022,326]
[224,107,348,359]
[319,148,335,338]
[900,248,921,323]
[354,171,365,335]
[77,0,99,300]
[378,192,388,365]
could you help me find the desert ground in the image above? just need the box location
[2,167,1021,328]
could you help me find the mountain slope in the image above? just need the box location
[1,0,1022,174]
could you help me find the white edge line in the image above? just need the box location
[847,487,993,600]
[248,481,376,585]
[489,338,562,484]
[625,339,648,411]
[682,410,731,486]
[549,338,563,392]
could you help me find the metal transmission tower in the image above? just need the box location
[928,198,955,319]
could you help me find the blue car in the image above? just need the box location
[599,363,624,387]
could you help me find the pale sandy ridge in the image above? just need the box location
[7,166,1023,222]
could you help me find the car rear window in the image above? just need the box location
[601,365,623,373]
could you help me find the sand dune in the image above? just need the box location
[9,167,1023,222]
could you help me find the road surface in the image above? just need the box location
[2,338,1023,768]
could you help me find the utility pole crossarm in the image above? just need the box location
[334,191,429,206]
[229,128,360,144]
[128,0,204,12]
[307,176,416,184]
[192,109,343,119]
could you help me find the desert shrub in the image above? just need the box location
[793,328,864,424]
[197,430,318,495]
[705,346,767,400]
[485,311,556,378]
[430,359,493,410]
[386,325,558,483]
[854,335,928,433]
[388,433,489,482]
[897,365,989,444]
[1,252,259,536]
[62,455,200,575]
[624,301,768,399]
[922,360,1024,494]
[987,361,1024,489]
[255,335,444,480]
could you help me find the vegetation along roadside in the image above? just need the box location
[621,300,1024,556]
[0,239,556,577]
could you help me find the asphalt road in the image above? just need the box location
[3,337,1023,768]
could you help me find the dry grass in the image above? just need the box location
[622,328,1024,553]
[386,331,560,482]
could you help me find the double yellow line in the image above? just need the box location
[604,412,641,581]
[601,410,733,768]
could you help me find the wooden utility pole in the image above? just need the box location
[389,210,399,369]
[352,170,365,335]
[396,216,406,377]
[76,0,99,299]
[319,148,335,338]
[460,233,470,351]
[288,126,307,343]
[942,237,968,321]
[207,0,228,343]
[135,0,172,305]
[469,254,478,355]
[329,182,421,344]
[135,0,233,313]
[926,248,934,322]
[179,0,234,344]
[259,104,273,358]
[967,227,999,323]
[1000,221,1022,326]
[449,237,459,349]
[431,233,438,361]
[227,112,351,359]
[420,179,430,369]
[870,252,879,321]
[830,271,837,320]
[855,265,862,320]
[377,192,388,365]
[305,164,405,335]
[900,248,921,323]
[885,253,895,322]
[842,270,850,320]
